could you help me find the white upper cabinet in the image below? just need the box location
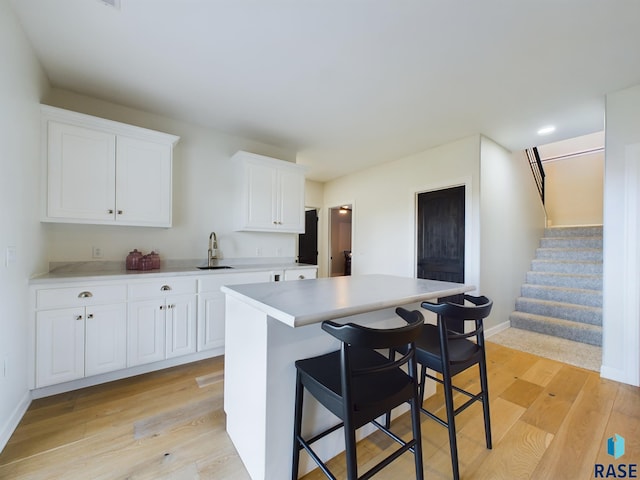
[41,105,180,227]
[233,151,307,233]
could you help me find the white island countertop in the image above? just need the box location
[221,273,472,327]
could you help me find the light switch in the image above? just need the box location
[5,246,16,266]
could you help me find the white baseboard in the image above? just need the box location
[0,390,31,454]
[601,365,640,387]
[485,319,511,338]
[31,348,223,399]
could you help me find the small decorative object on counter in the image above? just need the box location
[140,255,153,271]
[126,249,143,270]
[149,251,161,269]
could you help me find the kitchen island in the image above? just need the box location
[221,274,473,480]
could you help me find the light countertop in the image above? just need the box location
[29,258,317,284]
[221,274,473,327]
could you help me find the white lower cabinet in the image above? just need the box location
[32,267,316,392]
[36,307,85,387]
[127,279,197,367]
[127,298,165,367]
[34,285,127,388]
[197,271,273,352]
[85,303,127,377]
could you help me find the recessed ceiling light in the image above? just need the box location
[537,125,556,135]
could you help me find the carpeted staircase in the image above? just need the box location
[509,225,603,346]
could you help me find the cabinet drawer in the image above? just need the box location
[199,271,272,293]
[284,268,317,281]
[129,278,197,299]
[36,284,127,310]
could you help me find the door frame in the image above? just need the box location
[410,177,479,294]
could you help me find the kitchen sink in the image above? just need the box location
[197,265,233,270]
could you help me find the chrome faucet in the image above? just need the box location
[208,232,218,266]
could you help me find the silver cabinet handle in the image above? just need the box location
[87,313,94,319]
[160,305,164,310]
[78,291,93,298]
[108,209,114,214]
[298,275,305,279]
[161,285,171,291]
[75,315,83,321]
[117,210,123,215]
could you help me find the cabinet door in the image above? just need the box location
[198,292,225,351]
[243,161,278,230]
[36,307,85,387]
[116,136,172,227]
[277,167,306,233]
[197,271,273,352]
[165,294,197,359]
[128,299,165,367]
[85,303,127,377]
[47,121,116,221]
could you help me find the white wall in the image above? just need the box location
[544,151,604,226]
[41,89,301,267]
[602,84,640,386]
[322,135,545,331]
[0,0,49,450]
[322,136,483,310]
[480,138,546,331]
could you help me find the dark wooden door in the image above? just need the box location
[417,186,465,330]
[297,209,318,265]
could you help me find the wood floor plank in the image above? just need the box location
[520,364,590,435]
[530,374,618,479]
[466,420,553,480]
[1,347,638,480]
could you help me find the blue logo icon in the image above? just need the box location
[608,434,625,460]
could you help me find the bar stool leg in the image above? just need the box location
[479,359,492,449]
[442,372,460,480]
[291,372,304,480]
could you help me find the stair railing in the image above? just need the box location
[526,147,545,204]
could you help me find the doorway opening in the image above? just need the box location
[329,204,352,277]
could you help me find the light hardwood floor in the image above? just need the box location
[1,343,638,479]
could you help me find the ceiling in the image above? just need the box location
[10,0,640,182]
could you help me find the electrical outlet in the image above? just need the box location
[92,246,103,258]
[256,248,262,257]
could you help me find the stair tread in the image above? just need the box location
[516,296,602,312]
[528,271,602,278]
[532,259,603,264]
[510,311,602,331]
[537,247,603,251]
[522,283,602,294]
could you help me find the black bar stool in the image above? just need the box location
[291,308,425,480]
[399,294,493,480]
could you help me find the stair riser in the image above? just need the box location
[521,285,602,307]
[536,248,602,261]
[515,298,602,326]
[525,272,602,290]
[544,227,603,238]
[540,237,603,248]
[510,314,602,346]
[531,260,602,275]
